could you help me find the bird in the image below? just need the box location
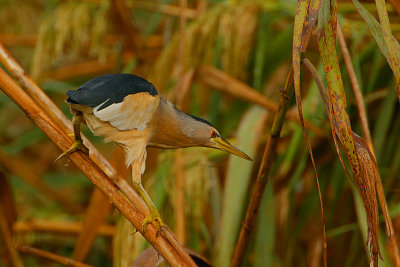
[58,73,252,231]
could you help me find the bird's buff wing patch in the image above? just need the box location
[93,93,159,131]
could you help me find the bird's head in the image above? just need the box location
[172,106,252,160]
[186,115,252,161]
[208,129,252,161]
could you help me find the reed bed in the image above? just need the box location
[0,1,400,266]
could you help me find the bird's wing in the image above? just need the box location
[66,73,160,131]
[66,73,158,110]
[93,93,160,131]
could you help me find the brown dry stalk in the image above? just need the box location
[73,148,128,261]
[0,171,17,230]
[196,65,327,138]
[110,0,141,56]
[376,171,400,266]
[0,68,196,267]
[132,1,198,18]
[72,189,112,261]
[13,220,115,237]
[292,2,327,265]
[0,33,163,48]
[0,43,72,129]
[40,56,118,81]
[0,34,37,46]
[0,150,81,213]
[337,25,400,266]
[230,66,294,267]
[337,24,373,152]
[0,197,24,267]
[175,150,187,243]
[0,42,196,265]
[388,0,400,15]
[173,0,189,244]
[64,0,198,18]
[16,244,93,267]
[173,70,195,243]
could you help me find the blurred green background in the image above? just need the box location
[0,0,399,266]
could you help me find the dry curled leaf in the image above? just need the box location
[292,0,327,266]
[315,1,381,265]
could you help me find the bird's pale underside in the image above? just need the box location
[62,73,251,231]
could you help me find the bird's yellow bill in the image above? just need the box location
[212,137,252,161]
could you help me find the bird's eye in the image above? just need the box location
[211,131,217,138]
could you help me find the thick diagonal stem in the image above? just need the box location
[230,66,294,267]
[0,42,196,266]
[0,68,196,267]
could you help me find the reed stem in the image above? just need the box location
[230,66,294,267]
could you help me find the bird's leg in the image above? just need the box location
[56,112,88,161]
[132,181,164,232]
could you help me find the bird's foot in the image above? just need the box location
[142,207,164,233]
[55,140,89,162]
[131,228,138,235]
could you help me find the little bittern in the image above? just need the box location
[59,73,251,231]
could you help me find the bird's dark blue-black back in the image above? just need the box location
[66,74,158,110]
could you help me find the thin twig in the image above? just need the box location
[337,24,373,152]
[0,34,37,46]
[230,66,294,267]
[0,68,196,267]
[132,1,198,18]
[13,220,115,237]
[0,33,163,49]
[0,192,24,267]
[16,244,93,267]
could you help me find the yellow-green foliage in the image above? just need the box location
[31,1,110,78]
[151,3,261,89]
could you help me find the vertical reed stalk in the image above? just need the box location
[72,189,112,261]
[337,25,400,266]
[230,66,294,267]
[0,202,24,267]
[174,0,188,243]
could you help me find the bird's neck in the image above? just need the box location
[148,97,200,148]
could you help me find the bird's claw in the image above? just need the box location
[55,140,89,162]
[142,209,164,233]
